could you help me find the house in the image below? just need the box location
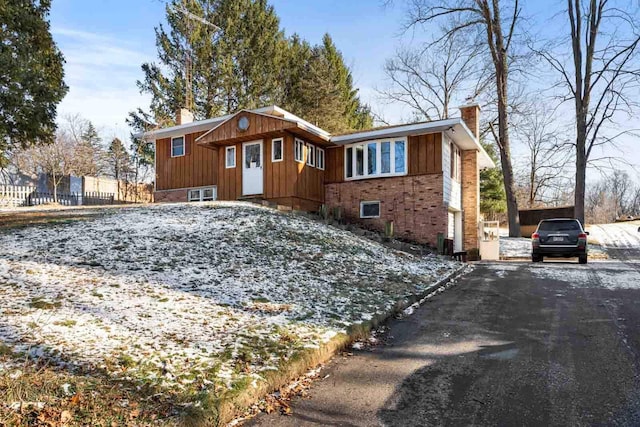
[139,104,494,250]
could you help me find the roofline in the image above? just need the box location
[330,118,462,144]
[136,105,330,142]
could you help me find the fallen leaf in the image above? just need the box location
[130,409,140,419]
[70,394,82,406]
[61,410,72,423]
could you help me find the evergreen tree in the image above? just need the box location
[107,138,132,197]
[0,0,68,165]
[132,1,373,133]
[480,141,507,218]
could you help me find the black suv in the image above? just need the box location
[531,219,589,264]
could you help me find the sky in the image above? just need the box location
[48,0,638,182]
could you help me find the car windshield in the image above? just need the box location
[538,220,581,232]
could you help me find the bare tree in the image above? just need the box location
[14,133,78,203]
[585,170,637,222]
[514,101,572,207]
[535,0,640,224]
[379,28,490,120]
[404,0,523,236]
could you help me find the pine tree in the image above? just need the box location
[0,0,68,165]
[480,141,506,218]
[131,1,373,133]
[107,138,132,198]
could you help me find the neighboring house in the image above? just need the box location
[140,104,493,250]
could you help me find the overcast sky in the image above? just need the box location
[48,0,638,181]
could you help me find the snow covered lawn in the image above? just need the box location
[499,237,532,259]
[587,221,640,249]
[0,202,458,407]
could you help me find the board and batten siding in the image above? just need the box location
[155,131,218,191]
[443,134,462,211]
[408,132,442,175]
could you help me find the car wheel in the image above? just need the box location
[532,255,542,263]
[579,255,588,264]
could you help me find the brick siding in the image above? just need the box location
[324,174,447,245]
[461,150,480,250]
[154,189,187,203]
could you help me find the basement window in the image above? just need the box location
[171,136,185,157]
[360,201,380,219]
[188,187,217,202]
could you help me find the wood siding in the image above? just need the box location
[216,141,243,200]
[156,131,217,191]
[198,111,296,146]
[264,134,296,200]
[294,138,325,202]
[325,147,344,184]
[408,132,442,175]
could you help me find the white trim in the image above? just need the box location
[344,137,408,181]
[171,135,185,157]
[242,140,264,196]
[332,118,461,144]
[188,186,217,202]
[306,142,315,167]
[271,137,284,162]
[360,201,381,219]
[225,145,236,168]
[316,147,325,170]
[155,184,216,192]
[294,138,305,163]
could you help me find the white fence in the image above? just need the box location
[0,185,35,207]
[0,185,116,207]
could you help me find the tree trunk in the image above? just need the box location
[495,56,521,237]
[575,113,587,225]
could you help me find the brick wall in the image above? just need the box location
[154,189,187,203]
[324,174,447,245]
[461,150,479,249]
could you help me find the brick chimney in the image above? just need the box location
[459,102,480,139]
[176,108,194,126]
[459,100,481,251]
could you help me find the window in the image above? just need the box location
[450,142,461,181]
[188,187,217,202]
[226,146,236,168]
[295,138,304,163]
[316,147,325,170]
[272,138,283,162]
[306,143,315,166]
[171,136,185,157]
[202,188,215,201]
[344,138,407,180]
[355,145,364,176]
[367,142,377,175]
[381,141,391,174]
[346,147,353,178]
[360,201,380,218]
[394,140,405,173]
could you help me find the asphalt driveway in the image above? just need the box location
[249,244,640,426]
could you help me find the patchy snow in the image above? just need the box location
[588,222,640,249]
[529,262,640,290]
[0,202,458,397]
[500,237,531,259]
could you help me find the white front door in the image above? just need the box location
[242,140,263,196]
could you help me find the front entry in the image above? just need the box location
[242,140,263,196]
